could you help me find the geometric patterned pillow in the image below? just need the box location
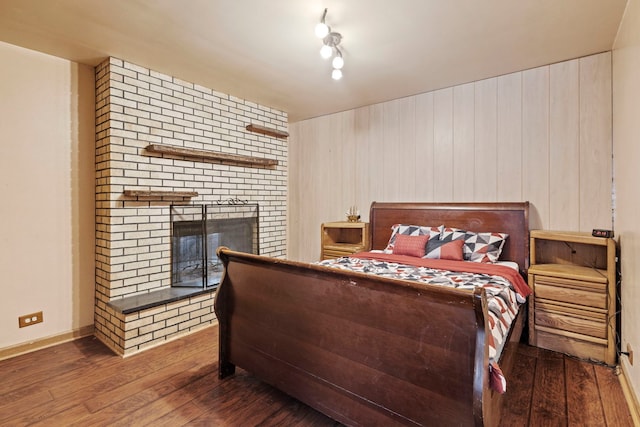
[439,226,468,244]
[464,231,509,263]
[384,224,443,253]
[423,238,464,260]
[392,234,431,257]
[440,227,508,263]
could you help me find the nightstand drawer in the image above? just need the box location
[322,248,362,259]
[535,330,608,362]
[323,250,346,259]
[535,300,607,339]
[534,279,606,309]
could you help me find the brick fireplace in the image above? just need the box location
[94,57,287,356]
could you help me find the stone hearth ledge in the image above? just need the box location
[108,287,216,314]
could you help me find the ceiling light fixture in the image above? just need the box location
[315,8,344,80]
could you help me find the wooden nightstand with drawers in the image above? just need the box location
[320,222,370,260]
[528,230,617,365]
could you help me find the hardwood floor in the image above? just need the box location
[0,325,633,426]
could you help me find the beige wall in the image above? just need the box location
[0,42,95,351]
[613,0,640,405]
[289,52,613,262]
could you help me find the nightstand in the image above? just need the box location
[320,222,370,260]
[528,230,617,365]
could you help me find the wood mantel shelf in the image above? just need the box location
[145,144,278,167]
[123,189,199,198]
[245,124,289,139]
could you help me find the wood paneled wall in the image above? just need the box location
[288,52,612,262]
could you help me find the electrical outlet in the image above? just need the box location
[18,311,43,328]
[628,343,634,366]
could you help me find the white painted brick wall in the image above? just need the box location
[94,57,288,355]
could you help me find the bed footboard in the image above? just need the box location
[214,247,505,426]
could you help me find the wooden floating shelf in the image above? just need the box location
[123,189,199,198]
[145,144,278,167]
[246,124,289,139]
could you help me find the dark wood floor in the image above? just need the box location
[0,325,633,426]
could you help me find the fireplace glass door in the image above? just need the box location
[171,204,259,289]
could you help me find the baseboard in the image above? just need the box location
[0,325,95,361]
[618,361,640,426]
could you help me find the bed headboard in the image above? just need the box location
[369,201,530,276]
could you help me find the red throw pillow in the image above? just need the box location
[439,239,465,260]
[392,234,430,257]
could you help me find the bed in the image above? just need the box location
[214,201,530,426]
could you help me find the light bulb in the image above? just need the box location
[315,22,329,39]
[332,55,344,69]
[332,69,343,80]
[320,44,333,59]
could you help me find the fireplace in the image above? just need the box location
[170,204,259,289]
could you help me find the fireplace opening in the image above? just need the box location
[170,204,259,289]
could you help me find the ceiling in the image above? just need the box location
[0,0,628,122]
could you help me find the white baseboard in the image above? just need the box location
[619,361,640,426]
[0,325,95,361]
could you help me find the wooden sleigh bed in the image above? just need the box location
[214,201,530,426]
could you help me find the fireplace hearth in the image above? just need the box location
[170,204,259,289]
